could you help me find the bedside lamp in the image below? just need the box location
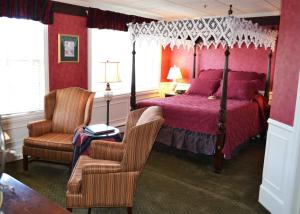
[99,61,121,125]
[167,65,182,92]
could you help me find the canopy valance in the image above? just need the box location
[128,16,277,51]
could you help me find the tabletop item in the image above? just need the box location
[84,124,115,135]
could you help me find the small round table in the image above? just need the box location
[91,125,122,141]
[72,124,122,168]
[83,124,121,141]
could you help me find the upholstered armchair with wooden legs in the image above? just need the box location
[23,87,95,171]
[66,106,164,214]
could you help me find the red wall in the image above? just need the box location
[161,46,196,83]
[48,13,87,90]
[161,44,276,87]
[270,0,300,126]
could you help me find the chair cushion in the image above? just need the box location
[67,155,121,194]
[136,106,162,126]
[24,133,73,152]
[52,87,91,134]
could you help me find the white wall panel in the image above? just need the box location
[259,119,293,213]
[260,74,300,214]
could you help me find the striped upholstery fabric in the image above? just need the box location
[90,140,125,161]
[52,88,93,134]
[24,133,73,151]
[23,146,73,163]
[23,87,95,166]
[27,119,52,137]
[66,106,164,209]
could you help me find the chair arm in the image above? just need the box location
[27,119,52,137]
[82,162,122,175]
[74,124,85,134]
[90,140,125,161]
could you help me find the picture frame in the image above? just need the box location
[58,34,79,63]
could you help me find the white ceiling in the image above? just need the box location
[55,0,281,20]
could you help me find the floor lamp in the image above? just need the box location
[99,61,121,126]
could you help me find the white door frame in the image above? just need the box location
[291,71,300,213]
[259,72,300,214]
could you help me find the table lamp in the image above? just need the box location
[167,65,182,92]
[99,61,121,125]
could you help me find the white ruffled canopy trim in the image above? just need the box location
[127,16,278,51]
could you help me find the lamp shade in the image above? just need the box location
[167,65,182,81]
[99,61,121,83]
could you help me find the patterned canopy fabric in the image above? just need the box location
[127,16,278,51]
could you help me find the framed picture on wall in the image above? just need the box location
[58,34,79,63]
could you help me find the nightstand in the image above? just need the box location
[165,93,177,97]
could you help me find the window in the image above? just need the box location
[0,17,47,115]
[89,29,161,96]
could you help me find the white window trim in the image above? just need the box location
[88,28,92,92]
[1,22,49,119]
[44,25,50,95]
[87,28,161,98]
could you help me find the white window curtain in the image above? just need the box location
[0,17,47,115]
[90,29,161,97]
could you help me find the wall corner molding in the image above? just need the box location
[260,73,300,214]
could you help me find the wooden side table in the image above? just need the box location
[72,124,122,168]
[0,173,70,214]
[165,93,177,97]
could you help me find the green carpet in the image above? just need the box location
[5,140,269,214]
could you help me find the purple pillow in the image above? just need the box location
[228,71,266,90]
[197,69,224,80]
[215,80,258,100]
[187,79,220,96]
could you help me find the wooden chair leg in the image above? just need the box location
[127,207,132,214]
[23,155,28,171]
[87,208,91,214]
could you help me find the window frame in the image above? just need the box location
[87,28,161,98]
[0,18,49,118]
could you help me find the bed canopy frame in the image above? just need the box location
[127,6,278,172]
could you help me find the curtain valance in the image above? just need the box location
[128,16,278,51]
[87,7,153,31]
[0,0,53,24]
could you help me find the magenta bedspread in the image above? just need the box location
[137,94,262,159]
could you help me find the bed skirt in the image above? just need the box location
[156,125,217,155]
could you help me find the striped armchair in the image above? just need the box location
[66,106,164,214]
[23,87,95,171]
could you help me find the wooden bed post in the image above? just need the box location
[214,45,230,173]
[192,43,197,78]
[130,42,136,111]
[264,49,272,103]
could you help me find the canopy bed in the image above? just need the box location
[127,6,278,172]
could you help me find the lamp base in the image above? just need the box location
[171,81,177,93]
[105,82,111,91]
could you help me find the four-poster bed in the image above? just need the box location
[127,7,277,172]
